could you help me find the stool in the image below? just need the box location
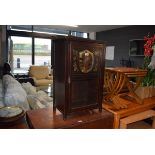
[120,110,155,129]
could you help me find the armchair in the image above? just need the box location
[28,66,53,87]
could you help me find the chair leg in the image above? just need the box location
[152,116,155,128]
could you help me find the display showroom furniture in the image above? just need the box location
[26,108,113,129]
[102,67,155,129]
[104,67,147,109]
[53,36,105,119]
[120,110,155,129]
[103,96,155,128]
[29,66,53,87]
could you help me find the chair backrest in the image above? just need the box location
[29,66,49,80]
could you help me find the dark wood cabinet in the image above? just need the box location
[53,37,105,119]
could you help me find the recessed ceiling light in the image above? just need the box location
[63,25,78,27]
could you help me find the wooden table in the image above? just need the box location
[26,108,113,129]
[104,67,147,109]
[103,96,155,128]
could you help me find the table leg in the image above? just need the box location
[113,114,120,129]
[120,121,127,129]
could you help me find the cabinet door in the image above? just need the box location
[69,41,104,112]
[71,78,99,110]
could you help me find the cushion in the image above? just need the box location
[0,79,3,98]
[27,95,46,110]
[3,74,21,93]
[2,75,30,111]
[29,66,49,80]
[36,90,53,103]
[27,90,53,110]
[22,82,37,95]
[47,76,53,80]
[35,79,53,86]
[0,79,4,108]
[0,99,4,108]
[4,92,30,111]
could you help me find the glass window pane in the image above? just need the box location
[71,31,88,38]
[11,36,32,74]
[34,38,51,66]
[83,33,88,38]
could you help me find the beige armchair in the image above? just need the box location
[29,66,53,87]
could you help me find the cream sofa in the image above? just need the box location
[29,66,53,87]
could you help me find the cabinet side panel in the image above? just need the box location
[54,40,66,113]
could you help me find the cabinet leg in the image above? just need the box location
[63,114,67,120]
[53,105,56,113]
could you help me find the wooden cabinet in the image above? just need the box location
[53,37,105,119]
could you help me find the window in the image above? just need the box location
[71,31,88,38]
[7,25,33,32]
[7,25,89,74]
[34,38,51,66]
[7,25,89,38]
[33,26,69,36]
[10,36,32,73]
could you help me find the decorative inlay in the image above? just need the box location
[73,49,99,73]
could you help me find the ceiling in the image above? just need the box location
[38,25,129,33]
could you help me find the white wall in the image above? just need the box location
[89,32,96,40]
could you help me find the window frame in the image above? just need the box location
[7,30,53,71]
[7,27,89,72]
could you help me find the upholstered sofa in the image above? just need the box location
[28,66,53,87]
[0,75,53,111]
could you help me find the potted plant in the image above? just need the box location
[135,34,155,99]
